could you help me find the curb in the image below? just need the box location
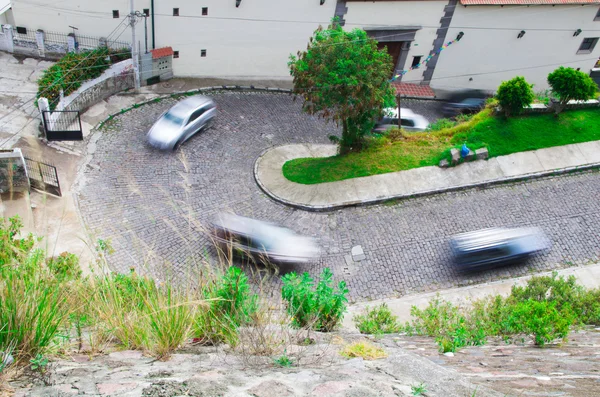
[254,146,600,212]
[95,86,293,130]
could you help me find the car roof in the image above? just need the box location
[212,213,292,240]
[450,227,541,252]
[168,95,214,115]
[383,107,417,118]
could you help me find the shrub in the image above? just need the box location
[427,118,456,132]
[547,66,598,114]
[340,341,387,360]
[36,48,131,110]
[281,268,348,332]
[353,303,401,335]
[508,300,573,346]
[495,76,534,117]
[46,252,81,281]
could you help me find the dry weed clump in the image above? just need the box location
[340,340,387,361]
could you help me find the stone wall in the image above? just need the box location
[0,149,29,194]
[520,99,600,115]
[58,71,135,114]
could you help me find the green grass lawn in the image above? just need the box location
[283,108,600,185]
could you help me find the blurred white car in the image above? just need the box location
[211,213,321,265]
[147,95,216,150]
[373,107,429,133]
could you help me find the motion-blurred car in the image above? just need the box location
[442,98,486,118]
[373,107,429,133]
[449,227,550,271]
[211,213,321,265]
[147,95,216,150]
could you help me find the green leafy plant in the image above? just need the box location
[353,303,401,335]
[495,76,535,117]
[46,252,81,281]
[274,350,293,367]
[427,117,457,132]
[411,382,428,396]
[281,268,348,332]
[508,300,573,346]
[29,354,48,372]
[288,17,396,154]
[547,66,598,114]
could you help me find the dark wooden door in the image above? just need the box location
[377,42,402,77]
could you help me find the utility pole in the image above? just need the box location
[129,0,140,90]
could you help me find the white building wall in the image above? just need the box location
[153,0,336,79]
[343,0,446,77]
[9,0,149,48]
[432,4,600,93]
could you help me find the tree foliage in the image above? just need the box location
[547,66,598,114]
[495,76,534,117]
[288,19,397,154]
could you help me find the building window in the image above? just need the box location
[173,51,179,59]
[595,7,600,21]
[578,37,599,54]
[411,56,422,68]
[143,9,150,17]
[16,26,27,34]
[112,10,119,18]
[173,8,179,16]
[202,7,208,16]
[201,49,207,57]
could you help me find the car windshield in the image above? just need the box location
[163,111,185,125]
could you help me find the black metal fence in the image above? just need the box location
[24,157,61,197]
[42,110,83,141]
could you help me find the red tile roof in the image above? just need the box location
[150,47,174,59]
[461,0,599,4]
[392,82,436,98]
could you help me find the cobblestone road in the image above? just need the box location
[78,92,600,300]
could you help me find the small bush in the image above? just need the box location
[427,118,456,132]
[411,383,427,396]
[353,303,401,335]
[281,268,348,332]
[548,66,598,114]
[274,351,293,367]
[509,300,573,346]
[385,127,406,142]
[36,48,131,110]
[495,76,534,117]
[47,252,81,281]
[340,341,387,360]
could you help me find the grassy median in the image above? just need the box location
[283,108,600,185]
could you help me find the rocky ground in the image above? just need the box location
[6,327,600,397]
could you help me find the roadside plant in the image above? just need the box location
[288,18,396,154]
[411,382,428,396]
[495,76,535,117]
[508,300,573,346]
[547,66,598,114]
[340,341,387,360]
[281,268,348,332]
[353,303,401,335]
[29,354,48,372]
[47,252,81,282]
[274,350,293,367]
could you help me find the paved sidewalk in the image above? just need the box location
[255,141,600,210]
[342,262,600,332]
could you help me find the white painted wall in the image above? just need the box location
[343,1,447,79]
[9,0,149,48]
[153,0,336,78]
[432,4,600,93]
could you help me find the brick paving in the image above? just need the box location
[78,91,600,301]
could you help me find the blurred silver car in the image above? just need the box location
[449,227,550,271]
[373,107,429,133]
[211,213,320,265]
[147,96,216,150]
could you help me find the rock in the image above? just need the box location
[443,352,454,357]
[450,148,460,165]
[108,350,143,360]
[480,362,488,367]
[96,382,138,395]
[351,245,366,262]
[475,147,489,160]
[464,150,475,161]
[439,159,449,168]
[248,380,294,397]
[311,381,349,395]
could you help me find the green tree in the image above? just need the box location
[495,76,535,117]
[547,66,598,114]
[288,19,397,154]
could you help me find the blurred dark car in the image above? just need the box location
[211,213,320,265]
[442,98,486,118]
[449,227,550,271]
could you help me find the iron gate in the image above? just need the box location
[24,157,61,197]
[42,110,83,141]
